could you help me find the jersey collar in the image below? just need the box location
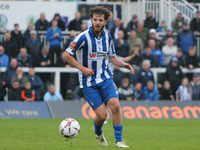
[89,27,105,37]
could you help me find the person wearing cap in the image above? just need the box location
[25,30,43,60]
[171,13,185,32]
[177,21,196,54]
[144,11,158,30]
[164,56,184,97]
[11,23,24,53]
[35,13,50,31]
[16,47,32,67]
[190,73,200,100]
[68,12,82,31]
[156,21,168,33]
[23,22,34,43]
[135,21,149,45]
[50,13,65,31]
[190,11,200,35]
[0,13,7,33]
[126,14,138,32]
[161,26,177,45]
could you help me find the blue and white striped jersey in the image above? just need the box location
[176,85,192,101]
[66,27,116,88]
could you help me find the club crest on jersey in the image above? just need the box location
[89,52,97,58]
[69,42,77,50]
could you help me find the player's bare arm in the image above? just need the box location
[122,51,139,62]
[63,51,94,77]
[108,56,134,74]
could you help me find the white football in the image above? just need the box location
[59,118,80,138]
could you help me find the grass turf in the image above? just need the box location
[0,119,200,150]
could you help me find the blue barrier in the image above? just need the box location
[0,102,51,118]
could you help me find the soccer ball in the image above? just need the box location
[59,118,80,138]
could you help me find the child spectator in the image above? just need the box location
[21,82,35,102]
[132,82,142,101]
[142,80,159,101]
[160,81,174,100]
[118,78,133,100]
[176,48,186,68]
[176,77,192,101]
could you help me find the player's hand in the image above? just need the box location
[124,63,134,75]
[80,67,94,77]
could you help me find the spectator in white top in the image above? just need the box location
[162,37,177,66]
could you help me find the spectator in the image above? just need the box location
[142,80,159,101]
[144,11,158,30]
[190,73,200,100]
[114,30,129,57]
[177,21,196,54]
[135,21,149,45]
[136,60,155,88]
[132,82,142,101]
[68,12,82,31]
[26,67,42,101]
[26,30,43,60]
[105,11,114,33]
[190,11,200,34]
[81,23,88,32]
[23,22,34,43]
[128,44,143,67]
[43,85,63,101]
[171,13,185,32]
[113,65,124,88]
[185,47,199,69]
[34,46,52,93]
[16,48,32,67]
[35,13,50,31]
[10,67,28,89]
[176,48,186,68]
[8,80,22,101]
[55,50,71,100]
[118,78,133,100]
[0,71,6,101]
[1,32,18,59]
[0,13,7,33]
[162,27,177,45]
[86,19,92,29]
[50,13,65,31]
[142,47,158,67]
[3,58,18,87]
[0,46,9,67]
[162,37,177,67]
[156,21,168,33]
[73,86,85,101]
[21,81,35,102]
[144,39,164,66]
[126,15,138,32]
[146,28,162,50]
[176,77,192,101]
[110,18,128,40]
[164,56,184,97]
[11,23,24,52]
[127,30,144,54]
[46,19,63,65]
[160,80,174,100]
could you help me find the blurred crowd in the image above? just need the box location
[0,10,200,102]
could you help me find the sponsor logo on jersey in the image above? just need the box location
[69,42,77,50]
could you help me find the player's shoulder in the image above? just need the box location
[74,30,89,41]
[104,30,113,40]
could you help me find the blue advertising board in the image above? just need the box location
[0,102,51,118]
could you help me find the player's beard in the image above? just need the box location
[92,24,104,34]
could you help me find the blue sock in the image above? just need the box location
[113,125,123,143]
[94,122,103,135]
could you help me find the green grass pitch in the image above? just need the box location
[1,119,200,150]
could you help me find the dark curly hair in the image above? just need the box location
[89,6,110,20]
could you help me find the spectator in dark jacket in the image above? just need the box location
[176,48,186,68]
[190,11,200,35]
[50,13,65,31]
[164,56,184,97]
[68,12,82,31]
[118,78,134,100]
[126,15,138,32]
[185,47,199,69]
[160,80,174,100]
[8,80,22,101]
[162,26,177,45]
[46,19,63,65]
[1,32,18,59]
[26,67,42,101]
[113,65,125,88]
[34,46,52,93]
[110,18,128,40]
[23,22,34,43]
[26,30,43,60]
[0,71,6,101]
[144,11,158,30]
[128,44,143,67]
[16,48,32,67]
[142,47,158,67]
[114,30,129,57]
[136,60,155,88]
[177,21,196,54]
[11,23,24,52]
[132,82,143,100]
[190,73,200,100]
[0,46,9,67]
[35,13,50,31]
